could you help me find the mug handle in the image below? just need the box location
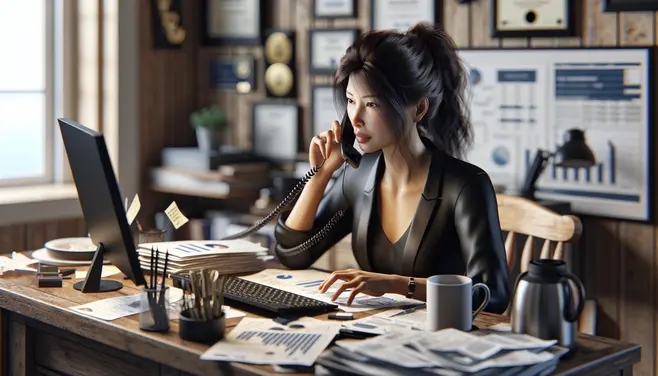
[471,283,491,320]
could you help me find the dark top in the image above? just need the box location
[273,150,511,314]
[368,190,410,275]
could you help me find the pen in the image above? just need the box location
[389,303,426,318]
[59,268,76,277]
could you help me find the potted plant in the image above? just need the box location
[190,105,227,153]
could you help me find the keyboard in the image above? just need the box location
[223,277,339,315]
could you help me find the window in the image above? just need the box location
[0,0,54,186]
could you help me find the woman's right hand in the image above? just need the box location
[310,120,345,174]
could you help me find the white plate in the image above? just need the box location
[44,237,97,253]
[31,248,109,266]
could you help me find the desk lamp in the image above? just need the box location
[521,129,596,201]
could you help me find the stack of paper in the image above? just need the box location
[137,239,272,275]
[316,327,568,375]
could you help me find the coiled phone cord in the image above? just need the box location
[221,159,346,253]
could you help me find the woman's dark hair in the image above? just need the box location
[333,22,472,159]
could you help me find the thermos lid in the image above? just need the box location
[528,259,567,281]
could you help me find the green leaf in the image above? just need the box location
[190,105,227,130]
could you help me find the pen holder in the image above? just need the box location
[139,286,170,332]
[179,309,225,344]
[135,229,167,246]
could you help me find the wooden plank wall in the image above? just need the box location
[0,219,87,254]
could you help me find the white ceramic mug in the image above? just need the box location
[426,275,490,331]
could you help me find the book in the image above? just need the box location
[161,146,263,171]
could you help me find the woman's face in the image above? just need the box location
[345,73,401,154]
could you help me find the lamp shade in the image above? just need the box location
[554,129,596,168]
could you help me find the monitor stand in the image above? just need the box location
[73,242,123,293]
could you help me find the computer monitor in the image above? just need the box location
[58,118,146,292]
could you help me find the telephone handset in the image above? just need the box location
[339,112,361,169]
[221,113,358,255]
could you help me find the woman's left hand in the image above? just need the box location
[318,269,404,306]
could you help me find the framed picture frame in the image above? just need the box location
[310,84,340,143]
[251,102,300,162]
[313,0,356,19]
[208,55,256,93]
[491,0,577,38]
[200,0,264,46]
[603,0,658,12]
[308,28,358,75]
[370,0,440,31]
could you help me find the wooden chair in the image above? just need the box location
[496,193,597,335]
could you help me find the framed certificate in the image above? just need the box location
[370,0,439,31]
[251,102,300,161]
[491,0,576,38]
[311,84,340,141]
[308,29,358,75]
[314,0,356,18]
[200,0,264,45]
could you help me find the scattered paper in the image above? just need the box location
[126,194,141,225]
[71,287,183,321]
[325,326,565,374]
[341,308,428,335]
[71,294,143,321]
[75,265,123,279]
[165,201,189,229]
[201,317,341,366]
[0,252,39,274]
[240,269,423,313]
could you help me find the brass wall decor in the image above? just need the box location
[263,30,296,98]
[153,0,186,48]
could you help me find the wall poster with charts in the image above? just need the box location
[457,48,653,222]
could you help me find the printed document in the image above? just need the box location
[240,269,423,312]
[201,317,341,366]
[0,252,38,274]
[70,287,245,322]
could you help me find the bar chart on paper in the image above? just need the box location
[236,331,321,356]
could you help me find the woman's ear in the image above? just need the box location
[414,97,430,122]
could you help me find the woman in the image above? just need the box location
[273,22,510,314]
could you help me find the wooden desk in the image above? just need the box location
[0,269,641,376]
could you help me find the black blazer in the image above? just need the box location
[273,150,510,314]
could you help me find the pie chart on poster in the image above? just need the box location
[492,146,510,166]
[277,274,293,280]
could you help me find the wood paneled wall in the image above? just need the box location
[0,219,87,253]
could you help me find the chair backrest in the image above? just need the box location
[496,194,582,273]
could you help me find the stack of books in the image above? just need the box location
[151,146,272,199]
[137,239,272,275]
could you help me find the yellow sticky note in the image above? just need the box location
[126,194,141,225]
[165,201,189,229]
